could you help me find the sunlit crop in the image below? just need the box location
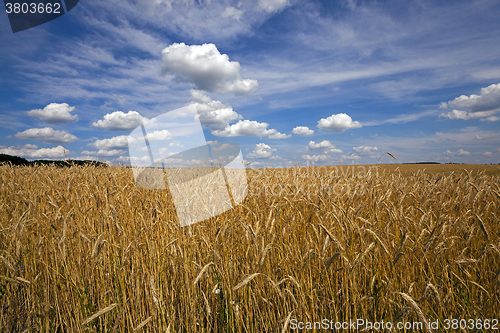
[1,163,499,332]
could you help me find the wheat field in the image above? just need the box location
[0,164,499,332]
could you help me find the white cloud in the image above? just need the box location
[112,94,127,105]
[481,116,500,122]
[190,90,243,131]
[484,151,492,156]
[161,43,258,95]
[292,126,314,136]
[353,146,378,154]
[268,131,291,139]
[301,142,342,162]
[190,89,213,104]
[270,155,284,160]
[259,0,289,13]
[363,109,438,126]
[169,140,183,147]
[14,127,78,143]
[212,120,290,139]
[26,103,78,124]
[222,6,244,20]
[80,149,126,157]
[327,148,343,154]
[440,109,470,120]
[213,120,268,137]
[440,109,499,120]
[308,140,334,149]
[116,156,131,163]
[317,113,362,132]
[145,130,172,141]
[342,153,361,160]
[244,160,262,169]
[444,149,470,156]
[247,143,276,158]
[448,83,500,113]
[440,83,500,121]
[92,111,150,131]
[0,144,68,158]
[130,156,151,163]
[189,90,290,138]
[134,0,277,41]
[89,135,130,149]
[301,154,327,162]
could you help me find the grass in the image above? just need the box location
[0,163,499,332]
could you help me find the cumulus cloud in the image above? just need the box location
[0,144,68,158]
[26,103,78,124]
[440,83,500,120]
[116,156,130,163]
[268,132,291,139]
[317,113,362,132]
[13,127,78,143]
[259,0,289,13]
[169,140,183,147]
[353,146,378,154]
[292,126,314,136]
[327,148,343,154]
[145,129,172,141]
[448,83,500,112]
[161,43,258,95]
[440,109,470,120]
[80,149,126,157]
[308,140,334,149]
[302,141,342,162]
[301,154,331,162]
[188,90,289,138]
[212,120,290,139]
[89,135,130,149]
[457,149,471,156]
[342,153,361,160]
[212,120,269,137]
[190,89,213,104]
[444,149,470,156]
[246,143,276,158]
[92,111,150,131]
[189,90,242,131]
[484,151,492,156]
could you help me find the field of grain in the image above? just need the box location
[1,164,499,332]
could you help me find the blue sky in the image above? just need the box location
[1,0,499,167]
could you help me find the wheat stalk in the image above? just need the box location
[133,316,152,331]
[281,311,294,333]
[193,262,214,285]
[82,303,118,325]
[233,273,261,291]
[365,229,389,255]
[350,242,375,274]
[394,292,431,333]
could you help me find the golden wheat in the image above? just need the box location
[0,163,498,331]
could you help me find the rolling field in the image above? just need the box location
[1,164,499,332]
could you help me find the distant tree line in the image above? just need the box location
[0,154,108,167]
[403,162,442,164]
